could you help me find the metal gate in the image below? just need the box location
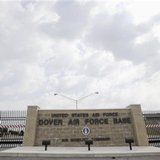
[0,110,26,148]
[143,111,160,147]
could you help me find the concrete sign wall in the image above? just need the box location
[23,104,148,147]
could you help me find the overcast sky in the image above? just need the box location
[0,0,160,111]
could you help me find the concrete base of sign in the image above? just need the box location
[0,146,160,160]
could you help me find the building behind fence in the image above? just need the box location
[0,110,160,148]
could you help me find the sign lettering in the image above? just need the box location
[38,112,131,126]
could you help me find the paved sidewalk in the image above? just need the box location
[1,146,160,156]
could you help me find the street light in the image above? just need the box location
[54,92,99,110]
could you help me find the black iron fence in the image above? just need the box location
[0,111,26,148]
[0,110,160,148]
[143,111,160,147]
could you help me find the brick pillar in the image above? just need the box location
[128,104,148,146]
[23,106,40,146]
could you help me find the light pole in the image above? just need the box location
[54,92,99,110]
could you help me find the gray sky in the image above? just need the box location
[0,0,160,111]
